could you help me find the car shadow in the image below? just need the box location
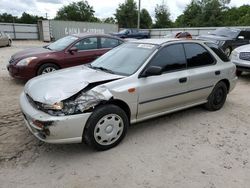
[36,106,206,159]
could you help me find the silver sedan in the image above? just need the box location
[20,39,237,150]
[0,31,11,47]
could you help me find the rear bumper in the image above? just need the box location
[7,64,36,80]
[19,92,91,144]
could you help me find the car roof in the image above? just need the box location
[130,38,202,46]
[71,33,123,40]
[131,38,179,45]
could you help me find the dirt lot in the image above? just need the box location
[0,41,250,188]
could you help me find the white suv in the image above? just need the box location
[20,39,237,150]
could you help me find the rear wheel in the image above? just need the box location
[204,82,227,111]
[37,63,59,75]
[83,104,128,151]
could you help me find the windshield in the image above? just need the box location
[118,29,129,34]
[47,35,78,51]
[90,43,157,76]
[211,28,240,38]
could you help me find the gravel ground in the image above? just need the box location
[0,41,250,188]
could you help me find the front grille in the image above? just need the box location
[239,52,250,61]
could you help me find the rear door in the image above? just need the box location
[63,37,99,67]
[100,37,123,54]
[137,43,190,120]
[183,43,220,103]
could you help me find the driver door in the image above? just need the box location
[137,44,190,120]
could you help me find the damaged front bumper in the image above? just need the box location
[19,92,91,144]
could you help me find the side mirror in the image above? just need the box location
[69,47,78,54]
[141,66,162,77]
[238,36,245,40]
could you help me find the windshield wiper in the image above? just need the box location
[91,66,115,74]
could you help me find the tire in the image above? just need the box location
[224,47,231,57]
[83,104,129,151]
[204,81,228,111]
[236,70,242,77]
[37,63,59,75]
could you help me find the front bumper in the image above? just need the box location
[19,92,91,144]
[7,64,36,80]
[231,58,250,72]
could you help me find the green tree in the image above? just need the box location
[175,0,202,27]
[0,13,18,23]
[154,3,172,28]
[140,8,152,29]
[102,17,116,24]
[19,12,44,24]
[55,0,98,22]
[222,5,250,26]
[114,0,138,28]
[175,0,231,27]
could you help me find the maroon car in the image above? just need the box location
[7,33,124,80]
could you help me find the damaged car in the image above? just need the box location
[20,39,237,150]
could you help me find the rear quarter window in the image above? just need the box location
[205,42,230,62]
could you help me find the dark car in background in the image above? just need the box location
[197,27,250,56]
[7,33,124,80]
[0,31,12,47]
[111,29,150,39]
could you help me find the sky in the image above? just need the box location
[0,0,249,21]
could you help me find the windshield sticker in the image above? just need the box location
[137,44,155,49]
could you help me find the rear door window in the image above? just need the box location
[101,37,120,48]
[184,43,215,68]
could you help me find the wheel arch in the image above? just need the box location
[218,79,230,93]
[36,61,61,75]
[104,99,131,122]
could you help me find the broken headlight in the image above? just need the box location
[42,102,64,110]
[62,86,112,115]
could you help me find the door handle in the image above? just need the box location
[179,77,187,83]
[215,71,221,75]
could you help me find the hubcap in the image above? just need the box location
[94,114,124,146]
[42,67,57,74]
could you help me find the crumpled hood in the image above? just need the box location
[12,47,52,60]
[24,66,125,105]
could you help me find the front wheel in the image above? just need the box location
[83,104,128,150]
[204,82,228,111]
[37,63,59,75]
[224,47,231,57]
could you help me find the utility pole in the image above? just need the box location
[45,13,48,19]
[137,0,141,29]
